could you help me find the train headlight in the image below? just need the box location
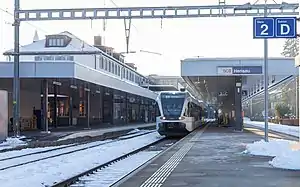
[160,116,166,120]
[178,116,185,120]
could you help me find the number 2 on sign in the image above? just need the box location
[260,24,268,35]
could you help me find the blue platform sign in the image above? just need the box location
[232,66,262,74]
[253,17,297,39]
[217,66,262,75]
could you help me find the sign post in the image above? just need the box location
[253,10,297,142]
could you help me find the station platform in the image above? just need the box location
[119,123,300,187]
[11,123,156,142]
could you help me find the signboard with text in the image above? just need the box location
[217,66,262,75]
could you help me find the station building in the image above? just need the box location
[180,57,297,130]
[0,31,160,131]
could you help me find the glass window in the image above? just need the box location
[122,68,125,78]
[67,56,74,61]
[115,64,118,75]
[104,58,108,71]
[112,63,115,74]
[117,66,120,76]
[108,61,111,72]
[99,56,103,69]
[160,93,186,118]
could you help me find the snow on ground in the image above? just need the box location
[243,117,300,170]
[0,139,111,168]
[244,117,299,137]
[0,136,27,151]
[0,132,163,187]
[244,137,300,170]
[120,129,153,139]
[71,151,161,187]
[0,144,74,160]
[57,123,155,141]
[0,130,151,162]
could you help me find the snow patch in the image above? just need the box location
[244,138,300,170]
[0,137,27,151]
[244,117,299,137]
[127,129,141,134]
[0,132,163,186]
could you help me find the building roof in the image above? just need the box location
[3,31,150,80]
[4,31,98,54]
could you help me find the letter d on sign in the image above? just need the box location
[280,24,290,35]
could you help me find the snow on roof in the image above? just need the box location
[4,31,100,54]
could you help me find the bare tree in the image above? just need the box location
[281,38,299,57]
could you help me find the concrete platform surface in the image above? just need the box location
[119,125,300,187]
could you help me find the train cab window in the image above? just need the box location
[160,93,185,118]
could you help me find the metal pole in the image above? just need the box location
[263,1,269,142]
[296,0,300,142]
[87,90,90,129]
[13,0,20,137]
[298,68,300,142]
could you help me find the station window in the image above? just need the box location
[112,63,115,74]
[99,56,103,69]
[45,35,71,48]
[126,70,129,80]
[122,68,125,78]
[242,77,247,84]
[114,64,118,75]
[108,61,111,72]
[104,58,108,71]
[117,66,120,76]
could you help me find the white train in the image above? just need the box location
[156,90,205,137]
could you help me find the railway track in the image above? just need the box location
[51,137,178,187]
[0,130,156,171]
[52,123,213,187]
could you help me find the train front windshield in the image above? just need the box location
[160,93,185,118]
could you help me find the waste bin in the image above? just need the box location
[0,90,8,141]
